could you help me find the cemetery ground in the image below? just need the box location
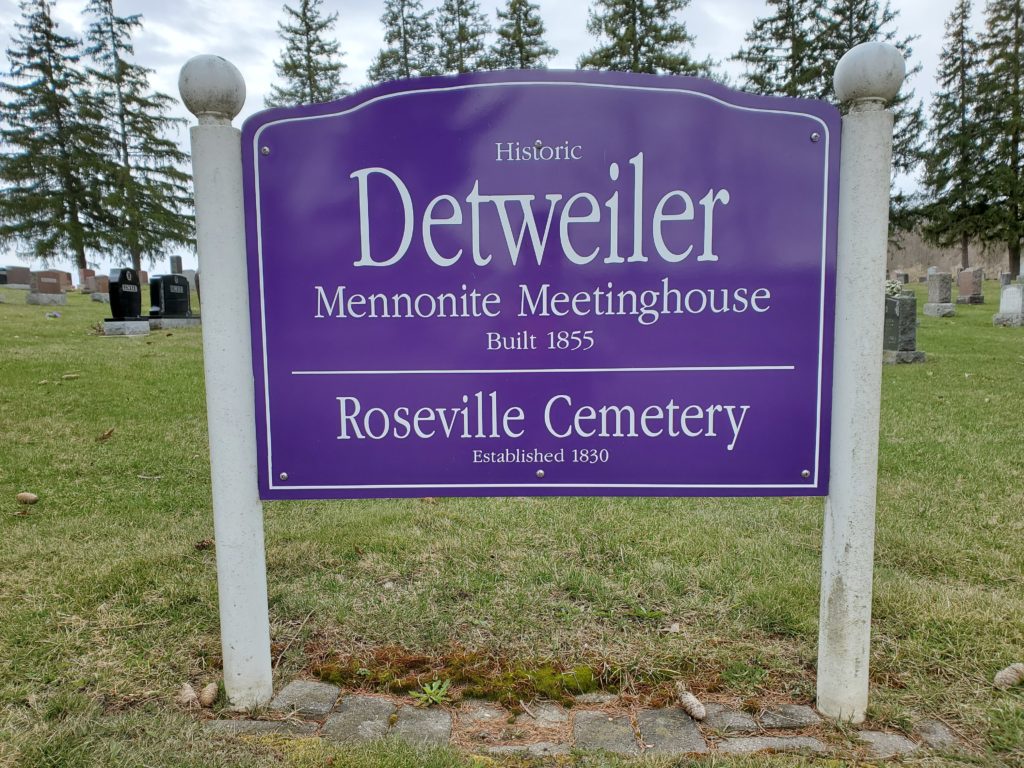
[0,281,1021,768]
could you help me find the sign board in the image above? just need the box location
[242,71,840,499]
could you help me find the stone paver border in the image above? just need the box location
[199,681,961,760]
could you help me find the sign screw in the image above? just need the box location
[261,146,271,155]
[279,472,288,481]
[810,132,821,143]
[801,469,811,478]
[534,139,542,148]
[536,469,545,479]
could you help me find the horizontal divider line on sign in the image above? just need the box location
[290,365,797,376]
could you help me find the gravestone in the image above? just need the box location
[180,268,198,302]
[927,266,938,277]
[58,271,73,291]
[104,268,150,336]
[999,272,1011,287]
[149,274,200,328]
[170,255,183,274]
[26,270,67,306]
[923,272,955,317]
[109,268,144,319]
[956,267,984,304]
[0,267,7,285]
[894,270,909,284]
[91,275,110,303]
[916,275,926,282]
[79,268,95,292]
[883,293,925,363]
[6,265,31,289]
[993,284,1024,327]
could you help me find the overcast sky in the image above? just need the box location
[1,0,982,273]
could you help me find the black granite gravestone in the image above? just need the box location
[150,274,192,318]
[109,268,143,320]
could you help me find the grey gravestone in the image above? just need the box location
[894,270,909,284]
[883,294,925,363]
[956,266,984,304]
[170,255,183,274]
[993,284,1024,327]
[6,265,31,289]
[1000,271,1012,287]
[78,268,95,293]
[927,265,938,277]
[322,695,395,742]
[636,709,707,755]
[269,680,339,717]
[91,275,110,303]
[573,711,638,755]
[26,270,67,306]
[924,272,955,317]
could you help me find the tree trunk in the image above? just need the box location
[960,233,970,269]
[1010,238,1021,279]
[131,250,142,273]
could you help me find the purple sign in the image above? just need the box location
[242,71,840,499]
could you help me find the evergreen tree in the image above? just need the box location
[732,0,821,98]
[0,0,107,270]
[976,0,1024,277]
[920,0,986,268]
[578,0,712,76]
[815,0,925,181]
[266,0,348,107]
[85,0,192,272]
[368,0,438,83]
[488,0,557,69]
[435,0,491,73]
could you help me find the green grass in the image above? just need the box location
[0,283,1021,767]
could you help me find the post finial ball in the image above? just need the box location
[833,42,905,104]
[179,55,246,123]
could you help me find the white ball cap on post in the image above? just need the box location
[833,42,906,104]
[179,55,246,124]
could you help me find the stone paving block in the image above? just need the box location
[718,736,828,755]
[459,700,506,725]
[575,692,618,704]
[758,703,822,729]
[204,719,317,737]
[703,703,758,734]
[573,711,638,755]
[391,706,452,746]
[526,702,568,725]
[322,695,396,742]
[916,719,960,751]
[858,730,918,759]
[487,742,570,756]
[637,708,707,755]
[269,680,340,717]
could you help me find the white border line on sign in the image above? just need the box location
[251,80,833,492]
[292,365,797,375]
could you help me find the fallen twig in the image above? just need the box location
[273,610,314,670]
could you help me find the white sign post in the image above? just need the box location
[817,42,905,723]
[179,56,273,707]
[179,43,904,717]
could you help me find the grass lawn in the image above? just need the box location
[0,281,1021,767]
